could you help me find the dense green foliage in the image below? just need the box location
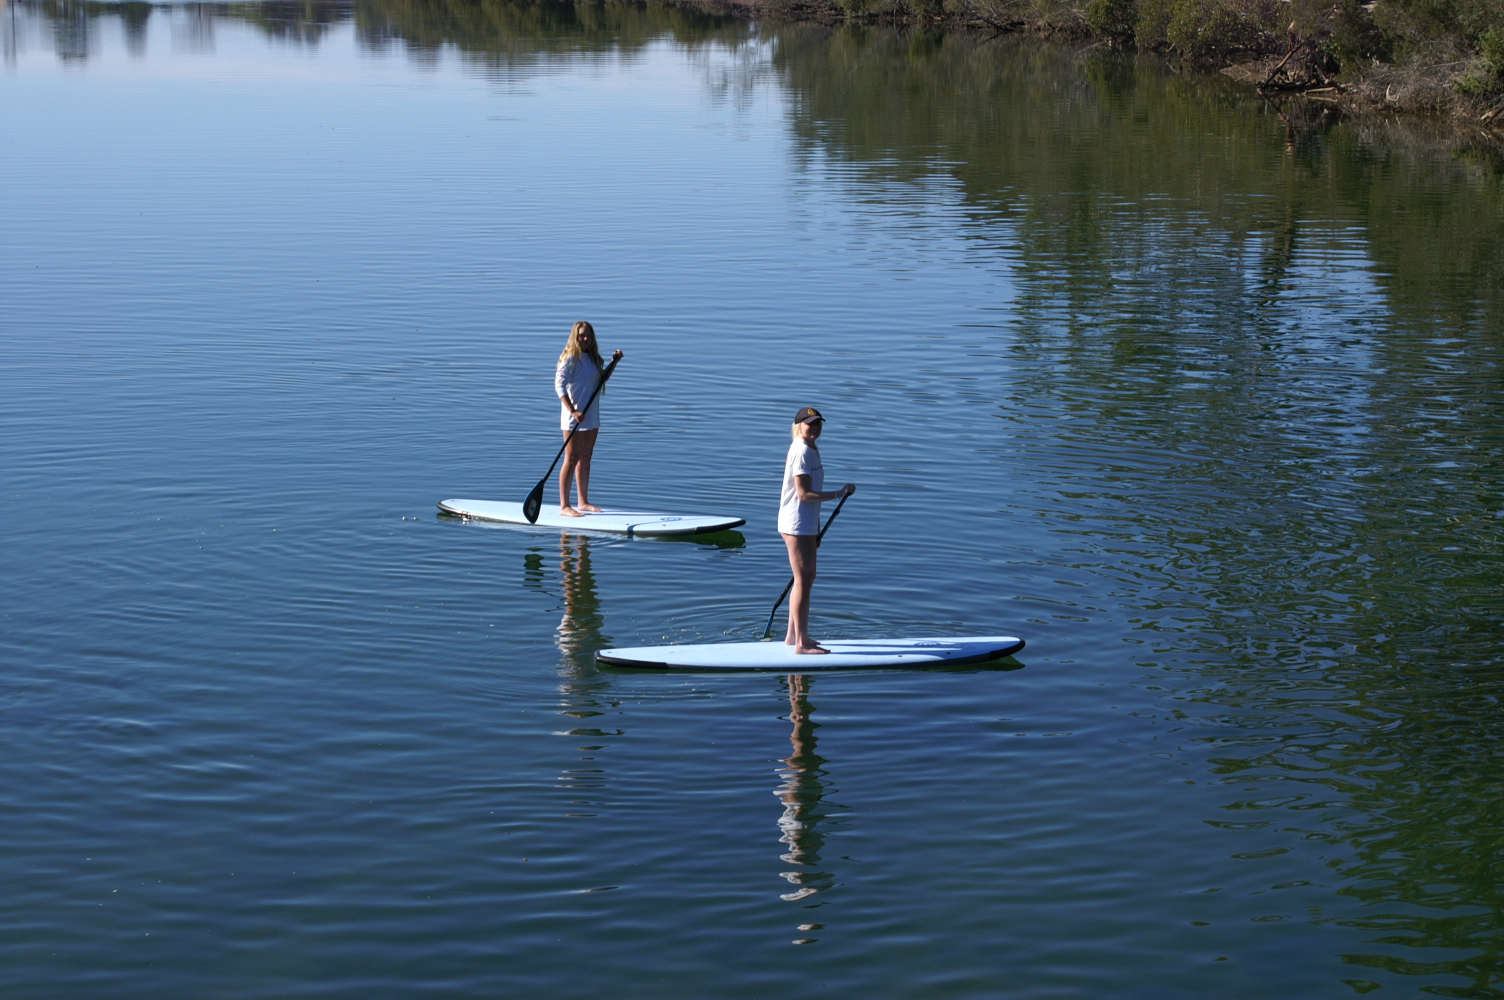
[1083,0,1501,77]
[1352,0,1504,93]
[1456,27,1504,94]
[850,0,1504,91]
[1373,0,1504,56]
[1323,1,1392,66]
[829,0,1504,98]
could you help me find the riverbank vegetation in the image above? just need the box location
[708,0,1504,122]
[15,0,1502,124]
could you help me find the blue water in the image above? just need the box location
[3,3,1502,997]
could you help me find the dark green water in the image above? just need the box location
[3,2,1501,996]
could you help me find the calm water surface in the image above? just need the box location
[3,2,1502,997]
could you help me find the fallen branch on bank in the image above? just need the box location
[1259,39,1335,91]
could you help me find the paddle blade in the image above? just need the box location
[523,480,545,523]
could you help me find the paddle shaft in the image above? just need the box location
[761,492,849,640]
[524,356,620,523]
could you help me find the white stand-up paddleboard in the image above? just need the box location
[596,636,1025,671]
[437,499,745,536]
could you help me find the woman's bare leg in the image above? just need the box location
[559,449,580,515]
[559,429,600,516]
[782,533,827,654]
[574,429,602,512]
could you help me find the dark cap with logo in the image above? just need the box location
[793,406,824,424]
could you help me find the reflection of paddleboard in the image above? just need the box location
[437,499,745,536]
[597,636,1025,671]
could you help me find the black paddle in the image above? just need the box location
[761,492,850,640]
[524,355,621,524]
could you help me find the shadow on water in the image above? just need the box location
[652,529,746,550]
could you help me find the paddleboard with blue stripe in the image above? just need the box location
[437,499,745,536]
[596,636,1025,671]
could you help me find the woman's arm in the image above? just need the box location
[793,475,855,503]
[555,360,584,421]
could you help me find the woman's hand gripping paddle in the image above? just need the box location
[523,355,621,524]
[761,492,850,640]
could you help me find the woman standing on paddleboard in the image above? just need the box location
[555,321,623,517]
[779,407,855,654]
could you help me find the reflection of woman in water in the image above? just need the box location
[549,534,614,802]
[555,532,609,666]
[554,321,623,518]
[775,674,830,903]
[778,407,855,653]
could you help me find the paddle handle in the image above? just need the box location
[525,355,620,522]
[761,492,850,640]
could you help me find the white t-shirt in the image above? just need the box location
[555,355,602,431]
[778,439,824,535]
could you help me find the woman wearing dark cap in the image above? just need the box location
[778,407,856,654]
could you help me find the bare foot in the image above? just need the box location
[578,503,603,513]
[794,644,829,655]
[560,506,583,517]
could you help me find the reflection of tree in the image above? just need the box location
[176,2,216,53]
[772,19,1504,986]
[774,675,835,905]
[4,2,16,66]
[50,0,90,60]
[770,27,1501,338]
[15,0,753,71]
[352,0,751,74]
[224,1,345,46]
[120,1,151,57]
[1196,698,1504,994]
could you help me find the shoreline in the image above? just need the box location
[1221,57,1504,130]
[667,0,1504,137]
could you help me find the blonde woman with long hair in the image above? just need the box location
[554,321,623,517]
[778,407,855,653]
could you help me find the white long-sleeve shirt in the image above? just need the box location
[555,355,602,431]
